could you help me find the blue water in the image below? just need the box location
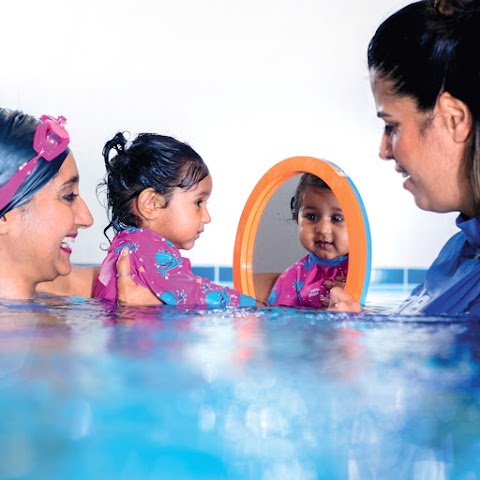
[1,295,480,479]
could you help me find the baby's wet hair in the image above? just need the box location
[100,132,209,236]
[290,173,330,221]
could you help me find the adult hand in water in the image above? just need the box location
[116,247,162,305]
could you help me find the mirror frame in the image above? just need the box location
[233,156,371,305]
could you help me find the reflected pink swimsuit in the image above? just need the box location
[267,253,348,308]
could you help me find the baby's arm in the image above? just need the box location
[120,234,256,307]
[253,272,280,304]
[153,258,255,307]
[266,268,300,307]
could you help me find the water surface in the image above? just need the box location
[1,296,479,479]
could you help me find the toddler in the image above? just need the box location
[93,132,256,307]
[267,173,348,308]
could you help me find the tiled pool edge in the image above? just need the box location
[74,264,426,289]
[191,266,427,288]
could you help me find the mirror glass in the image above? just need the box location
[252,175,305,303]
[233,156,371,306]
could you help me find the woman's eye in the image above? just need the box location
[63,192,79,203]
[384,124,395,135]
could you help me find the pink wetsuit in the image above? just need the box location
[267,253,348,308]
[93,227,256,307]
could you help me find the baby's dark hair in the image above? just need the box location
[100,132,209,236]
[290,173,331,221]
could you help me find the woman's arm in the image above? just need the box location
[36,258,160,304]
[36,250,261,307]
[36,265,100,298]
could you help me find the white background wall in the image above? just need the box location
[0,0,459,270]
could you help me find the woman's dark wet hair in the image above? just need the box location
[290,173,330,221]
[100,132,209,237]
[367,0,480,211]
[0,108,69,216]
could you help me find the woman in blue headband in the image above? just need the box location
[0,108,93,300]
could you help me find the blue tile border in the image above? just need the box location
[370,268,404,285]
[191,266,215,280]
[407,268,427,285]
[219,267,233,282]
[74,264,428,287]
[188,266,428,287]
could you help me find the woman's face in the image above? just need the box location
[370,73,474,216]
[8,153,93,289]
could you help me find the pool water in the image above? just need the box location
[1,294,480,480]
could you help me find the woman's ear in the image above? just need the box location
[0,212,15,235]
[437,91,473,143]
[135,188,165,220]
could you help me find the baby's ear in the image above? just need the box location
[136,188,164,220]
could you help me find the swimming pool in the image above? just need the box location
[1,293,479,479]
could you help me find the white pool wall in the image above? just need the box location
[0,0,458,273]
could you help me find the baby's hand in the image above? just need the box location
[116,248,162,305]
[327,286,362,313]
[323,274,347,291]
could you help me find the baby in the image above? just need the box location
[267,173,348,308]
[93,132,257,307]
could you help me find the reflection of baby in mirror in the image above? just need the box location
[267,173,348,308]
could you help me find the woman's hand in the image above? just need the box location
[116,248,162,305]
[326,286,362,313]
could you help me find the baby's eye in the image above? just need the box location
[304,213,317,221]
[332,214,344,223]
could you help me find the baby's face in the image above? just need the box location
[150,175,212,250]
[297,188,349,260]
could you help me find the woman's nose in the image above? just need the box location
[76,195,94,228]
[379,133,394,160]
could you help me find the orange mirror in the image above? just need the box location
[233,156,371,305]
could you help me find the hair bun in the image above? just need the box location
[433,0,480,17]
[102,131,128,167]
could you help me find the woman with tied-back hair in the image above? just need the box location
[330,0,480,314]
[0,108,94,300]
[0,110,149,304]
